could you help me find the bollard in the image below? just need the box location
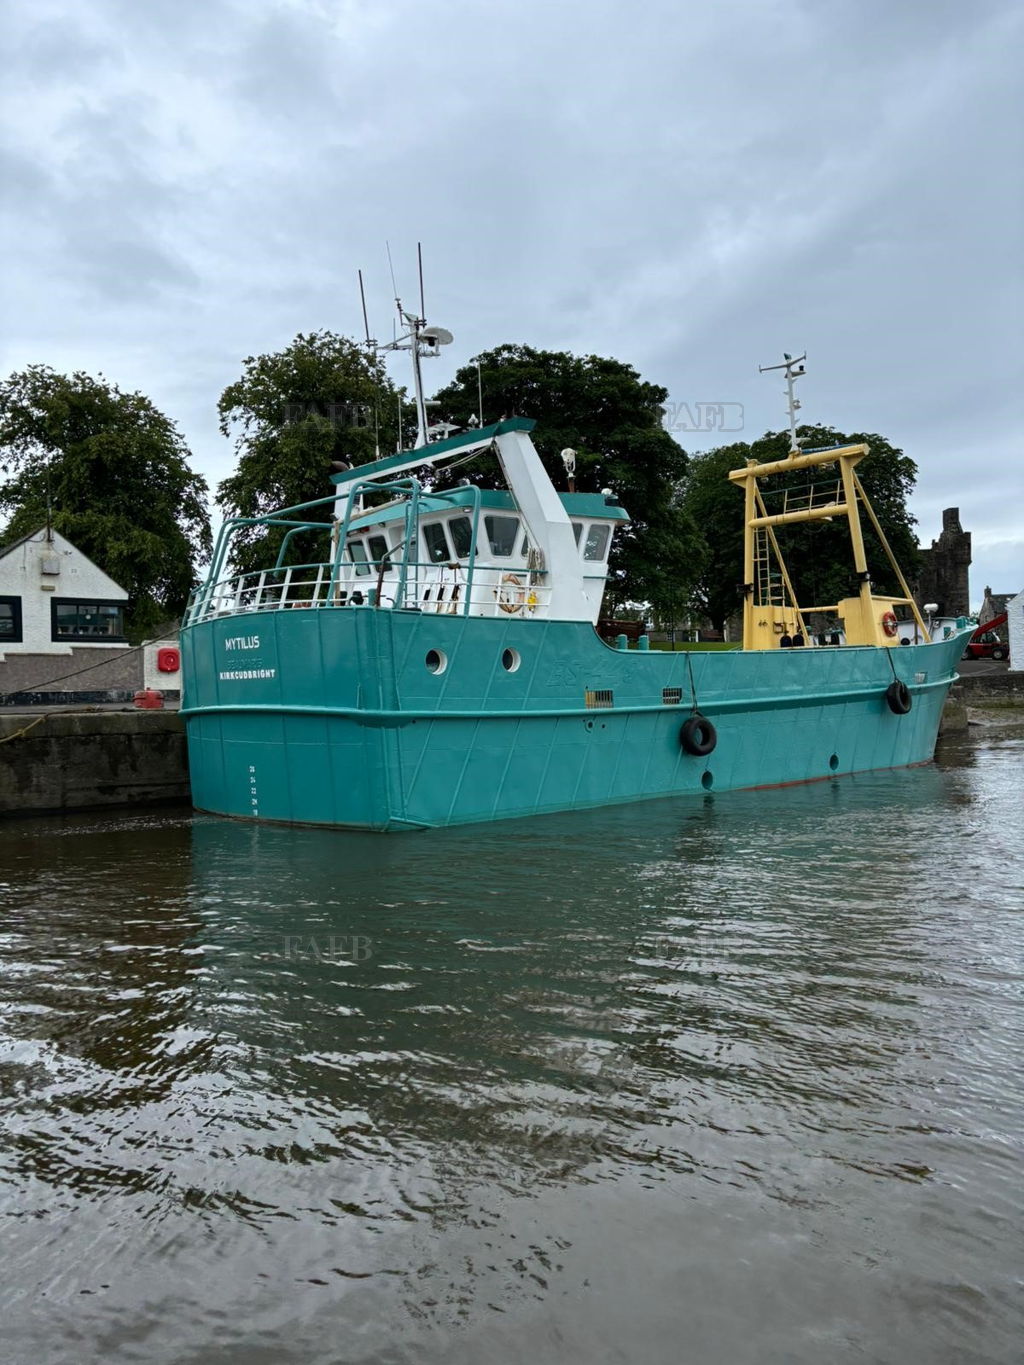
[616,633,629,651]
[637,635,650,651]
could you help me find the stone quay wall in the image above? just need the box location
[0,711,190,816]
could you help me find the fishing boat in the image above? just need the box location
[180,314,968,830]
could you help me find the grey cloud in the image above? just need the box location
[0,0,1020,598]
[72,236,200,296]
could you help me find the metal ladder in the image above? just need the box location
[754,527,784,606]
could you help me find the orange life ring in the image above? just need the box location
[495,573,526,615]
[881,610,898,638]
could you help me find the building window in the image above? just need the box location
[0,595,23,643]
[51,599,126,642]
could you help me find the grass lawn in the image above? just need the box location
[643,641,740,652]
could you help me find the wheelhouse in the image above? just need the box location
[338,487,626,622]
[186,418,630,629]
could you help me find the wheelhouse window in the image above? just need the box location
[423,522,453,564]
[484,515,519,557]
[583,523,611,562]
[367,534,389,566]
[0,595,22,643]
[52,599,126,641]
[449,515,473,559]
[348,540,370,575]
[571,522,583,545]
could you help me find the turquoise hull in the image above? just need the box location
[180,609,966,831]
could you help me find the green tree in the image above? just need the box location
[0,366,211,638]
[430,345,699,617]
[681,425,920,631]
[677,441,748,632]
[216,331,403,573]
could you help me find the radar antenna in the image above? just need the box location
[759,352,807,456]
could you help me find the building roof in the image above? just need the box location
[0,528,45,560]
[348,487,630,531]
[0,526,128,599]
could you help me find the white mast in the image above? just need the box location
[380,242,453,449]
[759,352,807,455]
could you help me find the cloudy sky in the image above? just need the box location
[3,0,1021,604]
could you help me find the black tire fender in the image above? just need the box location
[885,680,912,715]
[680,714,717,756]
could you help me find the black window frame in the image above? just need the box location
[483,515,519,558]
[0,595,23,644]
[347,540,371,575]
[583,523,611,562]
[367,534,390,567]
[422,521,453,564]
[448,515,473,559]
[50,597,128,643]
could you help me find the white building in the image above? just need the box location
[0,527,129,658]
[1007,588,1024,673]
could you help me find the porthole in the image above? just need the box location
[701,771,714,791]
[829,753,839,772]
[425,649,447,675]
[501,647,521,673]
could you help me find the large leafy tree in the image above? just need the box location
[431,345,699,617]
[216,331,402,573]
[0,366,211,638]
[682,425,920,631]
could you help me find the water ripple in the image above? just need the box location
[0,738,1022,1363]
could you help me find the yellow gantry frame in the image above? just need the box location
[728,443,929,650]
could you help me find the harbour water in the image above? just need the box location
[1,727,1022,1364]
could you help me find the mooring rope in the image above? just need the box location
[0,714,48,745]
[0,640,150,705]
[685,651,700,714]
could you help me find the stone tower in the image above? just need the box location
[915,508,971,618]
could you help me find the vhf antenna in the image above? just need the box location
[759,352,807,455]
[358,269,373,348]
[357,269,383,459]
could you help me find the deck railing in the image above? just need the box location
[186,475,558,627]
[185,559,551,624]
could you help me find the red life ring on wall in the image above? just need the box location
[881,611,898,638]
